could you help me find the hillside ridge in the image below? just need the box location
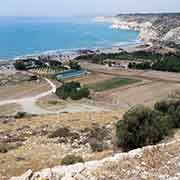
[10,137,180,180]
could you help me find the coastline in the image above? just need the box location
[0,41,142,62]
[0,16,140,61]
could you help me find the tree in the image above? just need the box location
[56,81,90,100]
[154,99,180,128]
[69,61,81,70]
[14,62,27,70]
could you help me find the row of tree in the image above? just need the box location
[76,50,180,73]
[128,56,180,72]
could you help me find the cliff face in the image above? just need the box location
[163,27,180,44]
[96,14,180,46]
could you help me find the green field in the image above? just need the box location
[87,78,141,92]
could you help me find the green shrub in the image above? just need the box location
[116,105,171,151]
[154,100,179,113]
[0,144,8,153]
[14,112,28,119]
[14,62,27,70]
[61,155,84,165]
[154,99,180,128]
[56,81,90,100]
[69,61,81,70]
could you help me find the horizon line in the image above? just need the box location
[0,11,180,18]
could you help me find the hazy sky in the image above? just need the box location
[1,0,180,17]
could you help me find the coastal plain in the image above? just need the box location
[1,62,180,179]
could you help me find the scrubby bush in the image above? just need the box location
[14,112,28,119]
[89,138,104,152]
[154,99,180,128]
[116,105,171,151]
[14,62,27,70]
[48,127,70,138]
[56,81,90,100]
[0,144,8,153]
[61,155,84,165]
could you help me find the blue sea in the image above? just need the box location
[0,17,139,59]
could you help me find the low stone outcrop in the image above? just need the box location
[10,139,180,180]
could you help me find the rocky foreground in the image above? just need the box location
[10,137,180,180]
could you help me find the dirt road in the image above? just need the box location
[0,78,56,114]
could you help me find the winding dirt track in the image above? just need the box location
[0,78,106,114]
[0,78,56,114]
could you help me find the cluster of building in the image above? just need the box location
[103,60,129,69]
[0,60,15,73]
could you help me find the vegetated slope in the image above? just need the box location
[10,99,180,180]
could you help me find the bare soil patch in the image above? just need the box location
[0,103,22,116]
[0,81,51,101]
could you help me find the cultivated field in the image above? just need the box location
[29,67,66,75]
[94,81,180,109]
[87,77,140,92]
[66,72,115,85]
[80,62,180,110]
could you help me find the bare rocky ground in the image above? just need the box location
[0,111,122,180]
[10,135,180,180]
[2,110,180,180]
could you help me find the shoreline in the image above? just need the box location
[0,16,141,61]
[0,41,142,62]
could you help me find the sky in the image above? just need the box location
[1,0,180,17]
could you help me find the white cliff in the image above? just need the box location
[96,15,180,46]
[162,26,180,44]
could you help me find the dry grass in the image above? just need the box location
[92,81,180,110]
[36,94,67,111]
[0,81,51,101]
[0,111,122,132]
[0,111,122,179]
[0,103,22,116]
[107,81,180,108]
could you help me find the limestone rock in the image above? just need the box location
[10,169,33,180]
